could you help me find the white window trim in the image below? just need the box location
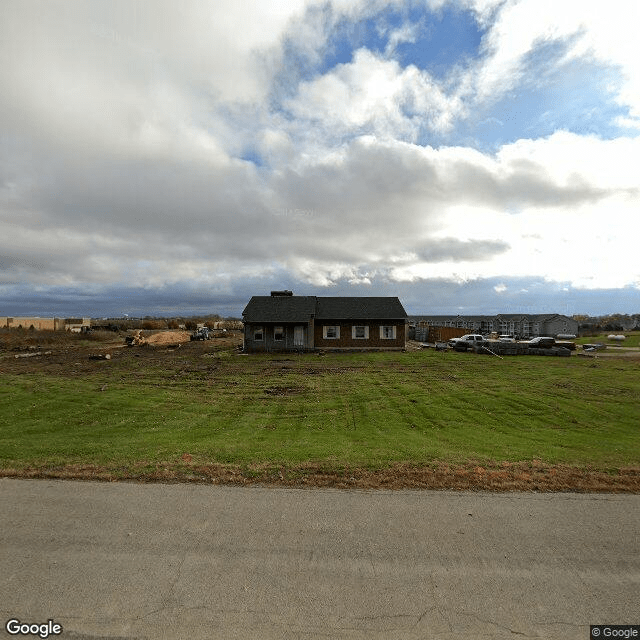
[352,325,369,339]
[254,326,263,341]
[380,325,396,339]
[323,325,340,339]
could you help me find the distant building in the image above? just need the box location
[0,317,91,332]
[64,318,91,333]
[408,314,578,338]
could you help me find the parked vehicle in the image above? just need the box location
[448,334,485,351]
[190,327,211,341]
[498,335,516,342]
[526,336,556,349]
[124,330,146,347]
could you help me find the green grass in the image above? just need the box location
[574,331,640,348]
[1,349,639,471]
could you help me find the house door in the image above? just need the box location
[293,325,304,347]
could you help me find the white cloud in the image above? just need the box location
[285,48,461,141]
[1,0,638,315]
[270,132,639,289]
[460,0,640,126]
[495,131,640,190]
[0,0,315,163]
[2,121,638,291]
[384,20,421,56]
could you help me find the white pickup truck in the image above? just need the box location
[448,334,486,350]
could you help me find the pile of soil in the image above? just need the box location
[145,331,192,345]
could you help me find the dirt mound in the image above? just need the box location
[145,331,192,345]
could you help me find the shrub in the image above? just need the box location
[142,320,166,330]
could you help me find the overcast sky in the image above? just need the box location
[1,0,639,318]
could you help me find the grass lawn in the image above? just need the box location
[574,330,640,348]
[1,346,638,485]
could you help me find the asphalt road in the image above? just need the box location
[0,479,638,640]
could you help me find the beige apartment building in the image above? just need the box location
[0,317,91,331]
[408,313,578,339]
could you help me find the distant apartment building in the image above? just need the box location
[408,313,578,338]
[0,317,91,332]
[64,318,92,332]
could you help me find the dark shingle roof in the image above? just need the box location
[242,296,407,323]
[496,313,558,321]
[242,296,317,323]
[315,297,407,320]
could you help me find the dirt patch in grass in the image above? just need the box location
[0,331,244,376]
[263,385,306,396]
[2,461,638,493]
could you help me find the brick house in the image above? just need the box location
[242,291,408,352]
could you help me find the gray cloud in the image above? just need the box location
[0,127,628,290]
[442,155,612,209]
[0,1,638,315]
[416,238,509,262]
[1,276,638,319]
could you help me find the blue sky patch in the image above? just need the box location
[446,39,633,151]
[240,148,264,168]
[319,4,484,80]
[392,6,485,79]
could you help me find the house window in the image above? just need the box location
[323,325,339,339]
[274,326,284,341]
[352,325,369,339]
[254,326,263,341]
[380,325,396,339]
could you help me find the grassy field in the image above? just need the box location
[1,334,639,490]
[573,330,640,347]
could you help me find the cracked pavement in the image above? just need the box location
[0,479,638,639]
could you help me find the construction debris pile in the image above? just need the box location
[420,335,578,357]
